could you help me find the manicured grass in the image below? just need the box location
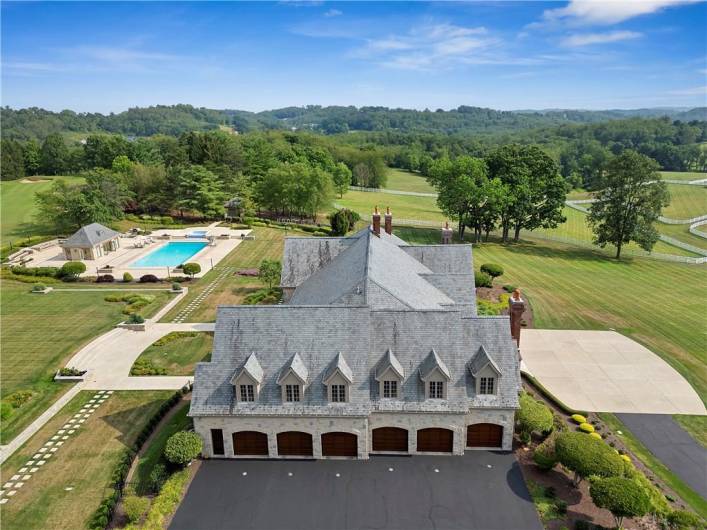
[661,184,707,220]
[657,222,707,251]
[337,189,445,223]
[0,390,173,530]
[661,171,707,181]
[672,415,707,449]
[395,227,707,405]
[161,226,288,322]
[383,168,436,194]
[0,281,170,443]
[130,332,213,376]
[132,401,192,493]
[599,413,707,518]
[0,176,84,242]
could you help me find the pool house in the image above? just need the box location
[60,223,121,261]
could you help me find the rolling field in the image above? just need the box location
[383,168,436,194]
[396,227,707,406]
[337,189,445,223]
[0,390,172,530]
[0,282,170,443]
[0,176,84,242]
[661,183,707,220]
[661,171,707,182]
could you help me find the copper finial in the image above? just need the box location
[512,288,521,301]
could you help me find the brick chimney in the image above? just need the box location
[384,207,393,235]
[441,221,453,244]
[372,206,381,236]
[509,289,525,349]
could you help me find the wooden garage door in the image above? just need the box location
[467,423,503,448]
[321,432,357,457]
[372,427,408,452]
[277,431,313,456]
[417,428,454,453]
[232,431,268,456]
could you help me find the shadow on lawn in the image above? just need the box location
[99,396,170,449]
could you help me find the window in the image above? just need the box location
[429,381,444,399]
[479,377,495,395]
[211,429,224,455]
[240,384,255,402]
[285,384,300,402]
[331,384,346,402]
[383,380,398,398]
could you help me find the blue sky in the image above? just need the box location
[2,1,706,112]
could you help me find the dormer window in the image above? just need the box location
[469,346,502,396]
[239,384,255,402]
[383,380,398,398]
[231,352,264,403]
[323,352,353,404]
[419,349,451,400]
[278,353,308,404]
[479,377,495,395]
[429,381,444,399]
[331,384,346,402]
[375,349,405,400]
[285,384,301,402]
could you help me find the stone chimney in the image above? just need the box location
[384,207,393,235]
[441,221,453,244]
[372,206,381,236]
[509,289,525,349]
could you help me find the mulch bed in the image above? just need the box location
[476,284,535,328]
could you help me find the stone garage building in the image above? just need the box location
[190,210,522,459]
[60,223,121,261]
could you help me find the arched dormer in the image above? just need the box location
[230,352,264,403]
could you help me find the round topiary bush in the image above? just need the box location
[579,422,595,433]
[127,313,145,324]
[480,263,504,279]
[31,283,47,292]
[172,282,183,291]
[474,271,493,288]
[554,431,625,485]
[122,495,149,523]
[571,414,587,424]
[589,432,602,440]
[620,454,631,463]
[517,392,554,440]
[182,262,201,278]
[60,261,86,280]
[123,272,134,282]
[533,433,558,471]
[164,431,203,466]
[589,477,651,529]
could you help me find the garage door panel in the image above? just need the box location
[467,423,503,447]
[372,427,408,452]
[277,431,313,456]
[321,432,357,457]
[233,431,269,456]
[417,428,454,453]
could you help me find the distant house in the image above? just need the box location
[60,223,121,261]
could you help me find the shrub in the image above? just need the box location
[60,261,86,279]
[553,413,568,432]
[96,274,114,283]
[571,414,587,424]
[139,469,190,529]
[127,313,145,324]
[139,274,160,283]
[130,358,166,376]
[0,402,13,421]
[259,259,282,289]
[533,434,558,471]
[5,390,33,408]
[148,463,169,493]
[667,510,704,529]
[171,282,182,291]
[164,431,203,466]
[579,422,595,433]
[123,272,134,282]
[474,271,492,288]
[31,283,47,292]
[328,208,360,236]
[160,216,174,225]
[123,495,149,523]
[502,284,517,293]
[182,262,201,278]
[480,263,504,279]
[555,431,625,485]
[589,432,602,440]
[59,367,85,376]
[590,477,651,529]
[517,392,554,440]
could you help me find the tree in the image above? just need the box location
[1,139,25,180]
[259,259,281,289]
[164,431,203,466]
[555,431,625,486]
[590,477,651,529]
[172,165,225,218]
[329,208,360,236]
[587,151,670,259]
[23,139,41,176]
[111,154,133,175]
[182,262,201,277]
[83,134,133,169]
[40,134,69,175]
[60,261,86,279]
[332,162,352,198]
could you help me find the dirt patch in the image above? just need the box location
[476,284,535,328]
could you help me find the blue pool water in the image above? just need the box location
[130,241,208,268]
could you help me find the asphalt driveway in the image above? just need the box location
[170,452,542,530]
[617,413,707,498]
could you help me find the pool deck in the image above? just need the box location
[16,224,252,279]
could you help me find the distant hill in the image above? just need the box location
[2,104,705,141]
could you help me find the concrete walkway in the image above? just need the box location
[617,413,707,498]
[521,330,706,415]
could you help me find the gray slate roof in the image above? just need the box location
[469,346,501,377]
[61,223,119,248]
[230,352,264,384]
[419,349,451,380]
[323,352,354,384]
[375,349,405,379]
[277,352,309,384]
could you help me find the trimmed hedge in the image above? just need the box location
[480,263,504,278]
[96,274,114,283]
[123,272,134,282]
[517,392,554,441]
[123,495,149,523]
[589,477,651,529]
[533,433,558,471]
[474,271,493,288]
[572,414,587,424]
[164,431,203,466]
[555,431,625,485]
[139,274,160,283]
[579,422,595,433]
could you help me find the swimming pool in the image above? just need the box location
[130,241,208,268]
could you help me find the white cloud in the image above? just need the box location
[562,30,642,46]
[324,9,342,17]
[668,85,707,96]
[543,0,701,26]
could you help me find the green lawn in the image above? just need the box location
[672,415,707,449]
[161,226,289,322]
[661,183,707,220]
[0,176,84,243]
[0,281,170,443]
[657,222,707,251]
[337,189,445,223]
[383,168,436,194]
[661,171,707,181]
[130,332,213,376]
[395,227,707,405]
[0,390,173,530]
